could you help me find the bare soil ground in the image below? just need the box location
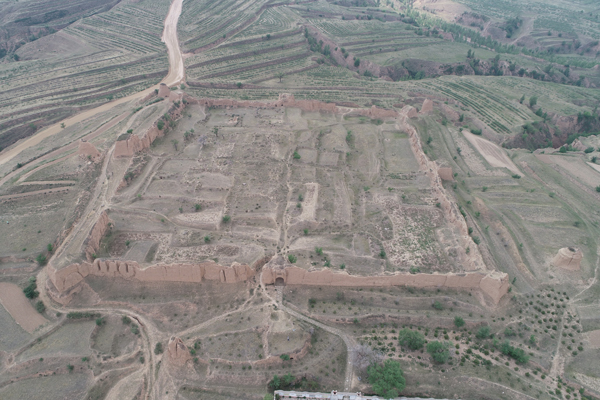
[463,130,520,175]
[0,282,48,333]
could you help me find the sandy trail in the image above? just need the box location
[105,368,145,400]
[0,0,185,168]
[0,282,48,333]
[0,186,71,200]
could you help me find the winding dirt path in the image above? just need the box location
[0,0,185,169]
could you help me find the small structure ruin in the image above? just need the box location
[552,247,583,270]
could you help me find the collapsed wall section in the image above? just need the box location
[84,211,111,262]
[114,100,185,157]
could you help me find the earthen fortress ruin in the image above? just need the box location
[46,94,510,306]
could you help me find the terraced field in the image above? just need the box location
[0,0,170,150]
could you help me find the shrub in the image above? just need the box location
[157,120,165,130]
[367,359,406,398]
[122,316,131,325]
[315,247,323,256]
[471,129,482,135]
[154,342,163,354]
[23,279,39,299]
[280,354,290,361]
[204,236,211,243]
[269,373,295,390]
[67,312,99,319]
[454,316,465,328]
[222,215,231,223]
[596,185,600,193]
[427,341,451,363]
[288,254,297,264]
[529,96,538,107]
[36,254,47,266]
[500,340,529,363]
[432,300,444,310]
[293,151,301,159]
[35,301,46,313]
[584,147,594,153]
[398,328,426,350]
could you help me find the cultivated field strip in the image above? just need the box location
[418,78,531,133]
[234,6,300,38]
[179,0,272,52]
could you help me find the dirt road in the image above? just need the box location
[0,0,185,168]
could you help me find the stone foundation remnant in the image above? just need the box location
[166,337,192,367]
[438,167,454,181]
[77,140,100,161]
[420,98,433,114]
[158,83,170,98]
[552,247,583,270]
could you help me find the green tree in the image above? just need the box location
[529,96,538,107]
[35,301,46,313]
[519,95,525,104]
[154,342,163,354]
[276,72,284,82]
[367,359,406,399]
[23,277,39,299]
[454,316,465,328]
[476,326,491,339]
[426,341,451,364]
[432,300,444,310]
[36,254,47,265]
[288,254,297,263]
[397,328,426,350]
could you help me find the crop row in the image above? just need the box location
[68,26,159,54]
[309,19,412,40]
[179,0,269,50]
[235,6,300,38]
[187,46,310,81]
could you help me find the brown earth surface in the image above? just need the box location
[0,282,48,333]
